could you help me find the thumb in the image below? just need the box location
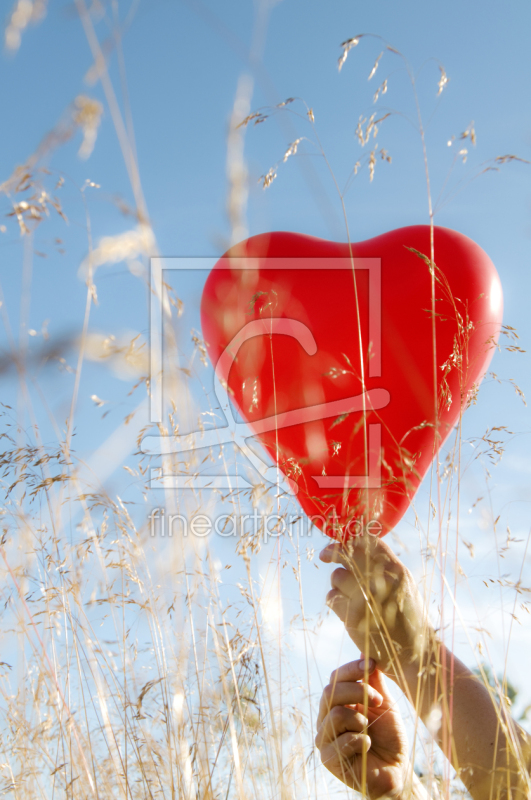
[368,668,394,707]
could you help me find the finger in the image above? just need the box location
[320,535,398,572]
[328,557,403,610]
[325,589,365,622]
[368,667,394,707]
[322,547,377,595]
[319,732,371,774]
[315,705,369,748]
[326,590,359,632]
[317,680,383,727]
[329,658,377,685]
[319,541,360,567]
[326,589,394,667]
[330,566,357,592]
[326,586,366,629]
[319,534,378,564]
[329,567,374,604]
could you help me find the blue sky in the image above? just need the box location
[1,0,531,734]
[0,5,527,404]
[2,0,529,498]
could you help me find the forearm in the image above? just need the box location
[320,539,531,799]
[400,640,531,800]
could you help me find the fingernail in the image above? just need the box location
[359,658,375,673]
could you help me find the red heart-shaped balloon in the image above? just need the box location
[200,226,502,538]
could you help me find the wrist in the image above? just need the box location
[389,627,440,691]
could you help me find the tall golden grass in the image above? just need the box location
[0,4,529,799]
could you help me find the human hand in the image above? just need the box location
[319,535,435,679]
[315,658,420,799]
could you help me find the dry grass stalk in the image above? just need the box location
[0,10,530,800]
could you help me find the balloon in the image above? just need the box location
[200,226,503,539]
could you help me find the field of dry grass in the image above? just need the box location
[0,3,530,799]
